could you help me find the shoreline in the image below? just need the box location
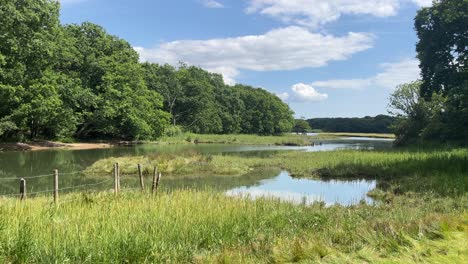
[0,132,395,152]
[0,141,114,152]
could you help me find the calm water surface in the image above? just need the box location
[0,138,392,204]
[226,171,376,206]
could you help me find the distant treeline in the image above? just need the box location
[0,0,294,141]
[307,115,396,133]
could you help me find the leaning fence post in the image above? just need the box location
[116,162,120,191]
[152,167,158,194]
[114,163,118,194]
[19,178,26,200]
[156,172,162,192]
[54,169,58,203]
[138,164,144,191]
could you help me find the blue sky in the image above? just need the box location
[59,0,431,118]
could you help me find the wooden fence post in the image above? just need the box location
[138,164,144,191]
[116,162,120,191]
[152,167,158,194]
[54,169,58,203]
[19,178,26,200]
[156,173,162,192]
[114,163,118,194]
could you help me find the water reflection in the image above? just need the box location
[226,171,376,206]
[0,139,391,195]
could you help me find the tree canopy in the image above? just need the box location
[0,0,295,141]
[307,115,395,134]
[390,0,467,145]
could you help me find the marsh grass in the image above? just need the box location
[0,190,465,263]
[86,148,468,196]
[319,132,395,139]
[156,133,337,146]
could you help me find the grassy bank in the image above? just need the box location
[156,133,337,146]
[86,148,468,196]
[0,191,466,263]
[319,132,395,139]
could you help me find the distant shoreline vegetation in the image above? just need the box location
[307,115,395,134]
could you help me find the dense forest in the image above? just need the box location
[388,0,467,145]
[307,115,395,133]
[0,0,294,141]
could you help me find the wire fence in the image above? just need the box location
[0,163,162,202]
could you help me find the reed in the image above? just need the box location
[0,190,465,263]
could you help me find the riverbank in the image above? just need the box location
[0,190,465,263]
[85,148,467,196]
[0,133,395,152]
[319,132,395,139]
[1,145,466,262]
[0,141,113,151]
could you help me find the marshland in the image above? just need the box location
[1,0,467,263]
[0,134,467,262]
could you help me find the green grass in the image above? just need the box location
[0,191,466,263]
[86,148,468,196]
[319,132,395,139]
[156,133,338,146]
[3,147,467,262]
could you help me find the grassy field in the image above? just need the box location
[2,144,467,262]
[156,133,338,146]
[319,132,395,139]
[0,190,466,263]
[86,148,468,196]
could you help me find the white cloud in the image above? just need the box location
[280,83,328,102]
[246,0,432,28]
[135,26,374,84]
[311,58,421,90]
[410,0,433,7]
[200,0,224,8]
[59,0,88,4]
[276,92,290,101]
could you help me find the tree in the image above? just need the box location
[60,23,170,140]
[415,0,468,99]
[0,0,65,140]
[142,63,183,126]
[293,119,311,134]
[414,0,468,143]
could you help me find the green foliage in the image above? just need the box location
[307,115,395,133]
[293,119,312,133]
[407,0,468,144]
[236,85,295,135]
[142,63,294,135]
[59,23,170,140]
[415,0,468,99]
[0,1,294,141]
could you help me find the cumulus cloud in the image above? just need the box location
[200,0,224,8]
[280,83,328,102]
[246,0,432,27]
[311,58,421,90]
[135,26,374,84]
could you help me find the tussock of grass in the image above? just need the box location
[86,148,468,196]
[0,191,465,263]
[320,132,395,139]
[156,133,336,146]
[86,152,251,176]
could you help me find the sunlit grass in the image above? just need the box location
[156,133,338,146]
[0,190,466,263]
[86,148,468,196]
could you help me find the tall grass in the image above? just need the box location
[86,148,468,196]
[0,191,466,263]
[156,133,338,146]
